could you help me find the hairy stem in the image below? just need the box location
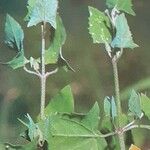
[112,56,122,118]
[40,23,46,120]
[112,55,126,150]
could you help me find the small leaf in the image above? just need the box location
[111,13,138,49]
[44,85,74,116]
[106,0,135,16]
[104,96,111,117]
[26,0,58,28]
[111,97,117,120]
[5,14,24,50]
[88,6,112,44]
[128,90,142,118]
[129,144,141,150]
[45,15,66,64]
[140,94,150,120]
[29,57,40,71]
[81,102,100,130]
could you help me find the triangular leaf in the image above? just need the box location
[128,90,142,118]
[44,85,74,116]
[111,13,138,49]
[45,15,66,64]
[26,0,58,28]
[88,6,112,44]
[81,102,100,130]
[4,15,28,69]
[140,94,150,120]
[39,114,107,150]
[5,14,24,50]
[106,0,135,15]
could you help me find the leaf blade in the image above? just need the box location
[111,13,138,49]
[26,0,58,28]
[88,6,111,44]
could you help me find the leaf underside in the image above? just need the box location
[26,0,58,28]
[111,13,138,49]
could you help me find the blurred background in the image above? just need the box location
[0,0,150,149]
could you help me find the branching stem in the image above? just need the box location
[24,66,41,77]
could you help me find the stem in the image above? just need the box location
[52,131,116,138]
[40,23,46,120]
[124,124,150,132]
[112,56,122,117]
[112,54,126,150]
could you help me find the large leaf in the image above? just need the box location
[26,0,58,28]
[4,14,28,69]
[44,85,74,116]
[106,0,135,15]
[81,102,100,131]
[140,94,150,120]
[111,13,138,49]
[39,114,107,150]
[88,6,111,44]
[128,90,142,118]
[5,14,24,50]
[45,15,66,64]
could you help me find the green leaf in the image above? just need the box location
[104,96,111,117]
[7,53,29,69]
[101,116,112,131]
[111,97,117,120]
[19,114,43,142]
[26,0,58,28]
[140,94,150,120]
[111,13,138,49]
[21,140,38,150]
[44,85,74,116]
[118,114,128,127]
[29,57,40,71]
[128,90,142,118]
[88,6,112,44]
[24,0,36,21]
[104,96,117,120]
[5,14,24,50]
[81,102,100,131]
[45,15,66,64]
[106,0,135,15]
[39,114,107,150]
[4,14,28,69]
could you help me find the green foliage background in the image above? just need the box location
[0,0,150,149]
